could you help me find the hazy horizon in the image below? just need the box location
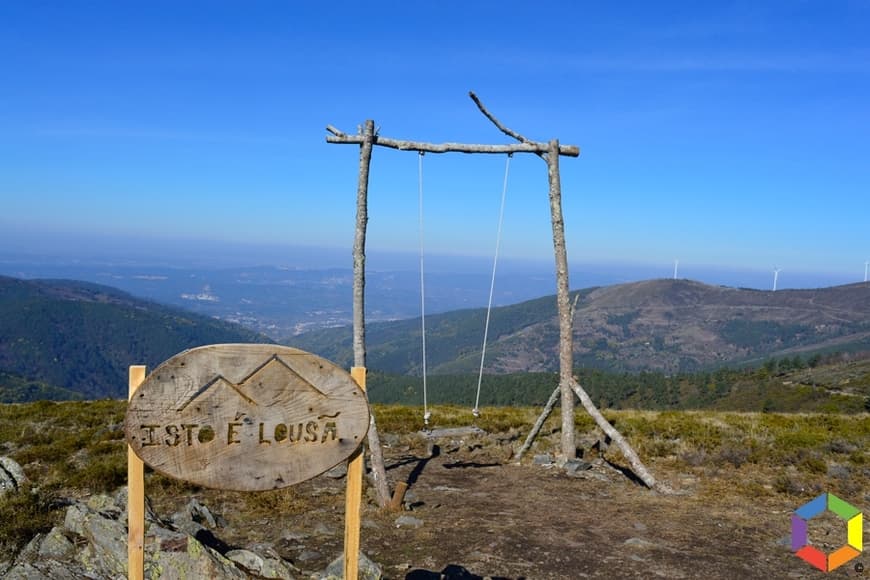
[0,228,863,293]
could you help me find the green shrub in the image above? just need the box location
[0,485,60,559]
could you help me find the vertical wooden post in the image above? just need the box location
[545,139,576,461]
[388,481,409,511]
[344,366,367,580]
[353,121,373,367]
[127,365,146,580]
[352,120,392,508]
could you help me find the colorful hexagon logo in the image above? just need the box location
[792,492,863,572]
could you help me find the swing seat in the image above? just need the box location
[418,426,486,439]
[417,153,512,425]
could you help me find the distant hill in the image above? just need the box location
[0,276,268,400]
[292,279,870,375]
[0,370,84,403]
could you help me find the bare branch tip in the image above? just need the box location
[325,125,345,137]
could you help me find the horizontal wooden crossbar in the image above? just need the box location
[326,130,580,157]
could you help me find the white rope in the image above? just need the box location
[418,152,430,426]
[473,154,511,418]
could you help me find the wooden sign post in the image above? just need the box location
[344,366,366,579]
[126,344,372,577]
[128,365,146,580]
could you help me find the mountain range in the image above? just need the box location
[293,279,870,375]
[2,275,869,404]
[0,275,266,400]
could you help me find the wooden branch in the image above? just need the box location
[352,121,373,368]
[326,125,345,137]
[569,378,674,494]
[347,120,392,509]
[326,133,579,157]
[515,385,560,462]
[568,292,581,323]
[468,91,532,145]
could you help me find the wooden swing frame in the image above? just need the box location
[325,92,670,515]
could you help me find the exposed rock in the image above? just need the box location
[431,485,463,493]
[533,453,553,465]
[145,532,246,580]
[68,500,129,576]
[226,549,266,573]
[8,492,296,580]
[313,522,335,536]
[395,515,424,529]
[3,561,56,579]
[623,537,658,550]
[189,497,220,528]
[0,456,26,495]
[282,531,309,542]
[36,528,75,560]
[297,549,322,564]
[563,459,593,475]
[324,463,348,479]
[6,533,97,579]
[172,497,222,536]
[226,548,298,578]
[321,552,383,580]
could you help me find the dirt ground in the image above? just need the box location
[150,434,865,579]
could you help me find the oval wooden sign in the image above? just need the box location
[125,344,370,491]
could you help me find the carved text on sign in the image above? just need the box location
[125,344,370,491]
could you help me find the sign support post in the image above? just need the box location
[344,366,366,579]
[128,365,146,580]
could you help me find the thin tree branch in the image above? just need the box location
[350,120,391,509]
[569,378,675,494]
[515,385,560,462]
[468,91,533,145]
[568,292,581,323]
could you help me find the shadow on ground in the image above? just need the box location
[406,563,519,579]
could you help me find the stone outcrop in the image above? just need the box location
[3,488,380,579]
[321,552,383,580]
[0,457,27,496]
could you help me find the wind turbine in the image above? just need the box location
[772,267,781,292]
[673,259,679,280]
[865,261,869,283]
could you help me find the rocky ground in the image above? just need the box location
[3,427,867,579]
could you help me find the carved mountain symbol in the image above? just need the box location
[177,354,326,412]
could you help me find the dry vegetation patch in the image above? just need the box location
[1,401,869,577]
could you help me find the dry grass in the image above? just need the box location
[1,400,868,560]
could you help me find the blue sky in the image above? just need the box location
[1,1,869,286]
